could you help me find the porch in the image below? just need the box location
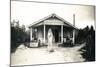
[28,14,77,47]
[30,25,74,47]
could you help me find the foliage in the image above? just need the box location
[78,26,95,61]
[11,21,30,53]
[76,26,89,44]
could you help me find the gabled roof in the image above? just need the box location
[28,13,78,29]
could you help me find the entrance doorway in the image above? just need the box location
[54,29,59,43]
[47,25,61,43]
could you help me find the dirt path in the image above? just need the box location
[11,44,85,66]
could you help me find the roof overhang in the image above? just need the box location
[28,13,78,29]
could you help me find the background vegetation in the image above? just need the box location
[11,20,30,53]
[76,26,95,61]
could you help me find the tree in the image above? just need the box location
[79,25,95,61]
[76,26,90,44]
[11,20,30,53]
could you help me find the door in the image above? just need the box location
[54,29,59,42]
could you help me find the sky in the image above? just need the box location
[11,0,95,29]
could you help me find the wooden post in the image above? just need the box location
[30,27,32,41]
[44,24,46,43]
[73,29,75,44]
[73,14,75,44]
[61,25,63,43]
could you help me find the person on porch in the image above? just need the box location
[47,28,54,52]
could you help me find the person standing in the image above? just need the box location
[47,28,54,52]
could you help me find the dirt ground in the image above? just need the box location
[11,44,85,66]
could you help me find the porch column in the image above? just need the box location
[30,27,32,41]
[73,14,75,44]
[43,24,46,43]
[73,29,75,44]
[61,25,63,43]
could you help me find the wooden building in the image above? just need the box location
[28,14,78,46]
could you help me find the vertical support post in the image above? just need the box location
[30,27,32,41]
[44,24,46,43]
[73,29,75,44]
[61,25,63,43]
[73,14,75,44]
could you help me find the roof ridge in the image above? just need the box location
[28,13,78,29]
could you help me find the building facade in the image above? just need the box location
[28,14,78,46]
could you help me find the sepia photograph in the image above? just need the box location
[11,0,95,66]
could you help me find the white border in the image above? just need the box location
[0,0,98,67]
